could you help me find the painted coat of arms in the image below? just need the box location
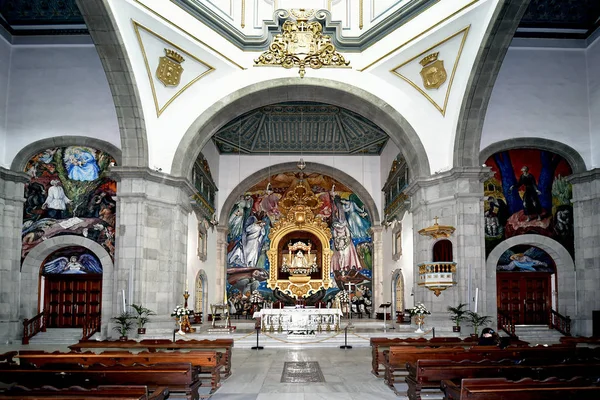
[156,48,185,87]
[419,52,447,90]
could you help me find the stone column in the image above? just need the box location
[568,169,600,336]
[0,167,28,342]
[215,226,228,304]
[407,167,489,329]
[371,226,384,312]
[111,167,194,320]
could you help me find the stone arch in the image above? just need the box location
[11,137,122,172]
[75,0,148,168]
[486,234,576,322]
[479,138,587,174]
[454,0,531,168]
[171,78,431,180]
[391,269,405,317]
[21,236,115,338]
[218,161,381,224]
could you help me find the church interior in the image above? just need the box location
[1,0,600,399]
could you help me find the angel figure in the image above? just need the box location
[43,253,103,274]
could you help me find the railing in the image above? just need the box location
[82,314,102,341]
[22,310,48,345]
[550,309,571,336]
[497,309,517,338]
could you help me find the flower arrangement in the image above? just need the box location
[171,305,193,318]
[409,302,431,316]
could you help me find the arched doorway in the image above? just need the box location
[195,270,207,318]
[495,245,555,325]
[40,246,103,328]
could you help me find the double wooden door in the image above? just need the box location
[497,272,551,325]
[44,275,102,328]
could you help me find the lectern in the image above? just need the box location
[379,303,391,330]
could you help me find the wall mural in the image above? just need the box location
[22,146,117,262]
[42,246,103,275]
[483,149,573,258]
[496,245,555,273]
[226,172,373,316]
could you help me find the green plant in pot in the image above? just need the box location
[130,303,155,334]
[111,311,134,340]
[466,311,493,337]
[447,303,468,333]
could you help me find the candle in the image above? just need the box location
[122,289,126,312]
[474,287,479,313]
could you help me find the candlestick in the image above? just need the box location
[122,289,126,313]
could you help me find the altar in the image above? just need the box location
[254,307,343,333]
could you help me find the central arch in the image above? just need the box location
[170,78,430,180]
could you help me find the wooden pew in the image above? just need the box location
[69,338,234,378]
[406,358,600,400]
[0,362,200,400]
[369,336,529,376]
[560,336,600,346]
[17,350,222,393]
[441,377,600,400]
[382,344,582,389]
[0,385,169,400]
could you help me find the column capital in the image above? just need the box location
[567,168,600,185]
[110,166,196,197]
[406,166,492,196]
[0,167,29,184]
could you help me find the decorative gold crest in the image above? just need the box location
[419,52,447,90]
[156,48,185,87]
[254,9,350,78]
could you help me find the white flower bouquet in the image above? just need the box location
[409,302,431,316]
[171,305,193,317]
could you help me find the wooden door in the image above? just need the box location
[44,275,102,328]
[497,272,550,325]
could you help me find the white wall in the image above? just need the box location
[5,45,120,165]
[481,47,591,166]
[587,38,600,169]
[186,212,219,310]
[0,37,10,167]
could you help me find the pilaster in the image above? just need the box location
[111,167,194,318]
[0,167,28,342]
[407,167,490,329]
[215,226,228,304]
[568,169,600,336]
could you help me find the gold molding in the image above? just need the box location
[359,0,364,30]
[241,0,246,28]
[132,20,216,117]
[134,0,245,70]
[390,25,470,116]
[358,0,478,71]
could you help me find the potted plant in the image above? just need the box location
[130,303,155,334]
[111,311,134,340]
[466,311,493,337]
[447,303,468,332]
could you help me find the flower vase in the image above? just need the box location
[414,314,425,333]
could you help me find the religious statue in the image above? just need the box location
[280,241,319,277]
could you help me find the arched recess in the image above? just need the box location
[75,0,148,168]
[171,78,431,180]
[219,161,381,225]
[391,269,405,317]
[195,270,208,319]
[454,0,532,168]
[486,234,576,320]
[10,137,122,172]
[21,236,115,338]
[479,138,587,174]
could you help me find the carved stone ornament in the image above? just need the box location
[254,9,350,78]
[156,48,185,87]
[419,52,447,90]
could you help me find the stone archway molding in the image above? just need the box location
[11,136,122,172]
[21,235,115,339]
[454,0,532,168]
[171,77,431,180]
[486,234,576,322]
[479,137,587,174]
[75,0,148,168]
[218,161,381,224]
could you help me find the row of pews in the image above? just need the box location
[370,336,600,400]
[0,338,234,399]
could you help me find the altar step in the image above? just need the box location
[27,328,82,345]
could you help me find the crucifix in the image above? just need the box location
[434,216,439,225]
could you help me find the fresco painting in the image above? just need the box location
[22,146,117,262]
[496,245,555,273]
[42,246,103,275]
[225,172,373,317]
[483,149,573,257]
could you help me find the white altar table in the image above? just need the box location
[253,307,343,333]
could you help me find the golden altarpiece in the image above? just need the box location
[267,173,332,298]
